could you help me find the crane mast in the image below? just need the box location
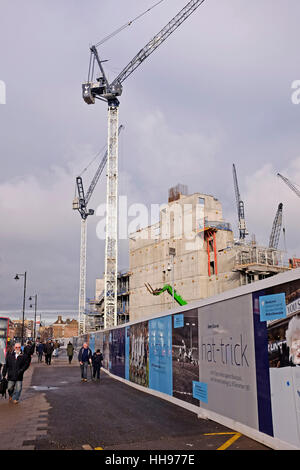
[73,125,123,333]
[269,203,283,249]
[232,164,248,241]
[78,218,88,334]
[82,0,206,328]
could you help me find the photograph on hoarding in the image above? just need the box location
[257,278,300,448]
[129,321,149,387]
[265,279,300,368]
[110,328,125,378]
[103,331,110,370]
[172,309,199,406]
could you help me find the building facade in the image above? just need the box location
[129,188,288,322]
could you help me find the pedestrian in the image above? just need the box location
[53,340,60,358]
[24,340,35,366]
[37,341,44,363]
[44,339,54,365]
[78,343,92,382]
[67,341,74,364]
[2,342,30,404]
[92,349,103,381]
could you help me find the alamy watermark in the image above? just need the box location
[0,80,6,104]
[291,80,300,105]
[95,196,205,251]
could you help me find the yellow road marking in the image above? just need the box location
[95,447,103,450]
[204,432,242,450]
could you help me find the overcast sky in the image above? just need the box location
[0,0,300,323]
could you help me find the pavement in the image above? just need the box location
[0,354,52,450]
[0,350,270,451]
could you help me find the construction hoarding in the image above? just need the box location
[74,270,300,449]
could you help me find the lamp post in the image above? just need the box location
[29,294,37,341]
[14,271,27,345]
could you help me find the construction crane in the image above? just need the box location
[73,125,124,334]
[82,0,206,329]
[269,203,283,249]
[232,164,248,241]
[277,173,300,199]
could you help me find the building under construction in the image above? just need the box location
[87,272,130,330]
[128,185,288,322]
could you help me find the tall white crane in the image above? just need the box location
[73,125,124,334]
[232,164,248,241]
[82,0,206,329]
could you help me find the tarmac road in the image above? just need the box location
[18,351,270,451]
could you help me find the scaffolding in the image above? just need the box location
[234,245,289,284]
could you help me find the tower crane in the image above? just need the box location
[73,124,124,334]
[82,0,206,329]
[277,173,300,199]
[232,164,248,241]
[269,203,283,250]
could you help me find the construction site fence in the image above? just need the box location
[73,269,300,450]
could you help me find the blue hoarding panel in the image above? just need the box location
[149,316,173,396]
[259,293,286,322]
[193,381,208,403]
[174,314,184,328]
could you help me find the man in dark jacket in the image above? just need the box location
[67,342,74,364]
[78,343,92,382]
[2,343,30,404]
[44,340,54,365]
[92,349,103,381]
[24,340,35,366]
[37,342,44,363]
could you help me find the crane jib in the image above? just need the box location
[82,0,206,104]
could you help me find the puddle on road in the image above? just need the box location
[31,386,59,391]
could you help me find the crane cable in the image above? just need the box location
[79,144,107,177]
[94,0,167,48]
[74,143,108,198]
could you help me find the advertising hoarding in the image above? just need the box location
[198,295,259,429]
[172,308,199,406]
[149,316,172,395]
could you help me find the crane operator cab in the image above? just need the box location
[82,77,123,106]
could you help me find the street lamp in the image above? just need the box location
[29,294,37,341]
[14,271,27,345]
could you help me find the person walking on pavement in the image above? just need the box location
[24,340,35,366]
[37,341,44,363]
[78,343,92,382]
[53,340,60,358]
[92,349,103,381]
[67,341,74,364]
[2,343,30,404]
[44,339,54,365]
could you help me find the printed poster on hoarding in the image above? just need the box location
[149,316,172,396]
[129,321,149,387]
[110,328,125,378]
[256,279,300,447]
[103,331,110,370]
[172,308,199,406]
[198,295,258,429]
